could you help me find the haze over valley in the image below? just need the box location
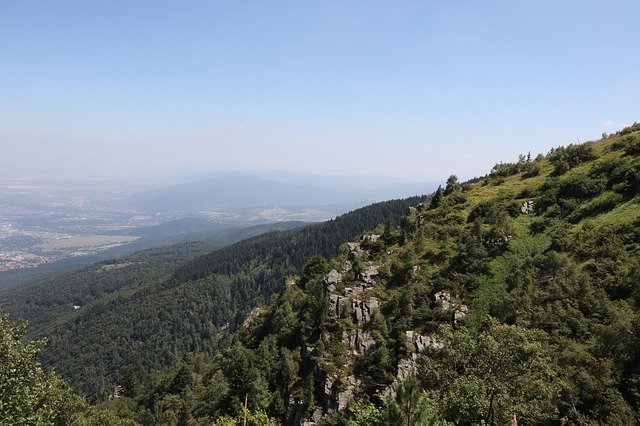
[0,171,436,276]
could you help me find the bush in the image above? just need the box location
[548,143,597,175]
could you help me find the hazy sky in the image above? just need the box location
[1,1,639,180]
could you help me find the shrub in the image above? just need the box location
[548,143,597,175]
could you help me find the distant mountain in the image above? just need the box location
[131,172,437,215]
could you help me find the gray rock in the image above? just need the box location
[405,330,443,353]
[521,200,535,214]
[434,291,468,324]
[336,375,360,411]
[242,307,263,328]
[397,356,417,380]
[343,330,376,353]
[347,242,363,260]
[363,234,380,243]
[434,291,452,311]
[329,294,346,318]
[352,297,380,324]
[325,269,342,286]
[344,286,363,298]
[454,304,469,321]
[358,264,379,284]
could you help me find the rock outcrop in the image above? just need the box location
[435,291,469,323]
[352,297,379,324]
[521,199,535,214]
[358,264,379,284]
[397,331,443,380]
[342,329,376,353]
[347,242,363,260]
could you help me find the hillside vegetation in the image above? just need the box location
[77,124,640,425]
[1,197,422,399]
[2,124,640,425]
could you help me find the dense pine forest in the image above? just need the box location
[1,196,421,400]
[3,124,640,424]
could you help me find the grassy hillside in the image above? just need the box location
[76,124,640,425]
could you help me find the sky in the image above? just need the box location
[1,0,639,181]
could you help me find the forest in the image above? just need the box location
[1,195,422,399]
[2,123,640,425]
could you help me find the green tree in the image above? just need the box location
[0,311,85,425]
[444,175,460,195]
[418,320,559,425]
[429,186,444,209]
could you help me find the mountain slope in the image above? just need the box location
[84,124,640,425]
[3,196,424,397]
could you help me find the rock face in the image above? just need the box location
[396,331,443,380]
[358,265,379,284]
[328,294,346,318]
[406,330,443,352]
[352,297,379,324]
[434,291,469,323]
[397,356,418,380]
[242,307,264,328]
[521,199,535,214]
[342,329,376,353]
[318,372,361,414]
[347,242,363,260]
[324,269,343,293]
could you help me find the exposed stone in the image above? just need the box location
[397,356,418,380]
[454,304,469,321]
[341,260,353,272]
[347,242,363,260]
[324,374,336,396]
[342,330,376,353]
[434,291,452,311]
[434,291,468,324]
[325,269,342,286]
[242,307,263,328]
[335,375,360,411]
[358,264,379,284]
[521,200,535,214]
[352,297,379,324]
[363,234,380,243]
[344,286,364,298]
[405,330,443,353]
[329,294,346,318]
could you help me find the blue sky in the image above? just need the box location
[1,1,638,180]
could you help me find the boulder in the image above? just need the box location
[358,264,379,284]
[347,242,363,260]
[325,269,342,286]
[521,200,535,214]
[352,297,379,324]
[329,294,346,318]
[363,234,380,243]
